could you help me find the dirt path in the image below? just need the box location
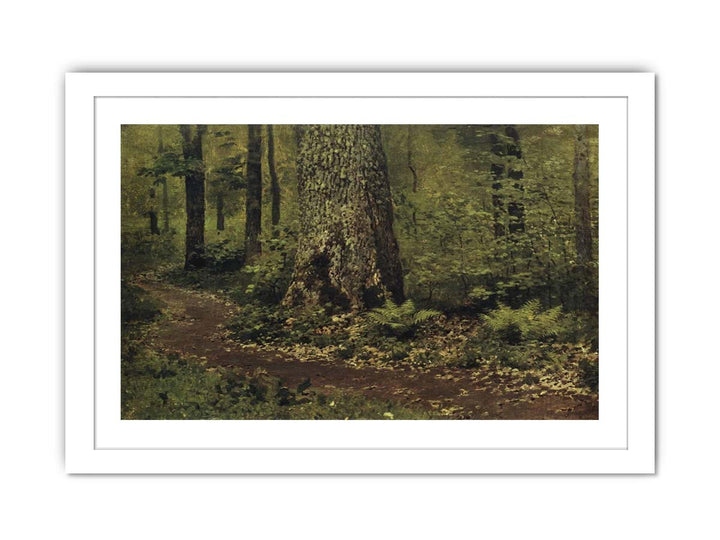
[137,279,598,420]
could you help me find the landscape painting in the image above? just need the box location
[121,124,599,420]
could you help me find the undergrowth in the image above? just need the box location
[122,348,433,420]
[121,288,432,420]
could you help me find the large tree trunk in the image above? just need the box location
[284,125,404,310]
[573,125,593,266]
[489,125,525,237]
[180,124,206,269]
[267,124,281,235]
[245,124,262,259]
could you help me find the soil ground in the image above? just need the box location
[137,279,598,420]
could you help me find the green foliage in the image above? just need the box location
[579,357,599,392]
[228,302,347,349]
[121,230,180,272]
[389,341,412,360]
[211,155,246,190]
[452,301,574,371]
[121,280,163,324]
[122,348,431,420]
[139,151,204,178]
[229,303,289,342]
[366,299,441,338]
[204,240,245,272]
[454,329,494,369]
[483,299,562,344]
[231,234,295,305]
[458,331,567,371]
[556,311,599,351]
[382,124,599,313]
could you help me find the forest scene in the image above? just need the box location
[121,123,599,420]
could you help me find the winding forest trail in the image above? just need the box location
[137,279,598,420]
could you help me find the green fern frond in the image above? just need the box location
[412,309,441,324]
[367,299,440,337]
[366,310,389,325]
[483,300,563,343]
[388,322,409,331]
[397,299,416,317]
[521,299,542,317]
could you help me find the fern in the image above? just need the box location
[483,300,563,344]
[367,299,440,337]
[413,309,440,325]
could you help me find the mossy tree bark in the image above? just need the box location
[180,124,206,269]
[245,124,262,259]
[284,125,404,310]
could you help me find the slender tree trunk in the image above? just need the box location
[407,125,419,233]
[407,125,419,194]
[149,212,159,234]
[284,125,404,310]
[245,124,262,259]
[156,126,170,233]
[573,125,593,266]
[148,186,160,234]
[180,124,206,269]
[161,178,169,232]
[216,193,225,231]
[266,124,281,235]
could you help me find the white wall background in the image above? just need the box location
[1,1,715,537]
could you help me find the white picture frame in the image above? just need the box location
[65,72,655,474]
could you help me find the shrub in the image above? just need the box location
[121,230,179,272]
[336,343,356,359]
[122,348,432,420]
[454,323,564,371]
[554,311,599,352]
[496,348,533,370]
[366,299,441,338]
[579,357,599,392]
[229,302,340,346]
[228,303,288,342]
[389,342,412,361]
[121,280,163,323]
[230,235,295,305]
[204,240,245,272]
[454,330,494,368]
[483,299,562,344]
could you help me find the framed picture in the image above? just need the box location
[65,72,655,473]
